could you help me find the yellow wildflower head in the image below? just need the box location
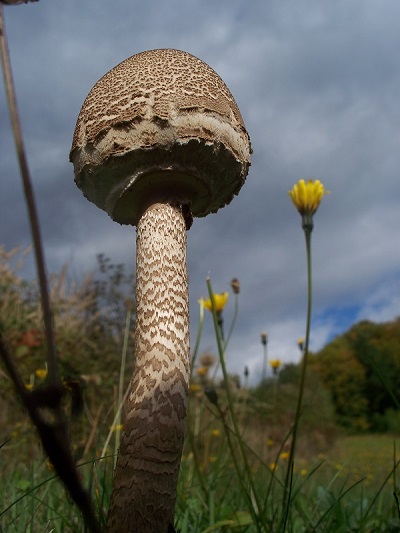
[270,359,282,375]
[35,368,48,379]
[201,292,229,314]
[289,179,329,229]
[269,359,282,370]
[297,337,304,351]
[211,429,221,437]
[196,366,208,377]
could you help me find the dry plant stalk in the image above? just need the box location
[0,5,100,532]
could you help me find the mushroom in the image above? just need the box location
[70,48,251,533]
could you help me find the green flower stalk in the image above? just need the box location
[114,303,132,468]
[225,279,240,349]
[206,278,264,531]
[191,298,205,370]
[282,178,329,527]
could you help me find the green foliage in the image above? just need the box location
[0,247,134,474]
[309,339,369,430]
[253,365,338,457]
[0,456,115,532]
[0,247,134,384]
[348,320,400,415]
[310,318,400,431]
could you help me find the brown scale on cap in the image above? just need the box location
[70,48,251,226]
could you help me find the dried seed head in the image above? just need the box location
[231,278,240,294]
[199,352,216,368]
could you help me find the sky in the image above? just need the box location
[1,0,400,385]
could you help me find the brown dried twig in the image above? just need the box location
[0,5,100,532]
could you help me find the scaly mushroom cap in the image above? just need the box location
[70,49,251,225]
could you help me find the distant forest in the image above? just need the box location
[308,318,400,432]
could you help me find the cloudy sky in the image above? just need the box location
[1,1,400,384]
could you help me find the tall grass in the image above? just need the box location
[1,253,400,531]
[175,283,400,532]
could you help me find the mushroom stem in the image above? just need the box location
[107,202,190,533]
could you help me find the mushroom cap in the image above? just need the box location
[70,49,251,226]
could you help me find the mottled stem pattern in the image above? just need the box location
[107,203,190,533]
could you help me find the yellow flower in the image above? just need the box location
[297,337,304,351]
[35,368,48,379]
[280,452,289,461]
[269,359,282,370]
[189,383,202,393]
[196,366,208,377]
[211,429,221,437]
[200,292,229,314]
[269,462,277,472]
[111,424,123,432]
[300,468,308,477]
[289,179,329,216]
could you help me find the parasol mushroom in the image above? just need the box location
[70,48,251,533]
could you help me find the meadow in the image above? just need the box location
[1,370,399,532]
[1,247,400,532]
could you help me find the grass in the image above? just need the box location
[325,434,400,487]
[1,426,399,532]
[0,457,111,533]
